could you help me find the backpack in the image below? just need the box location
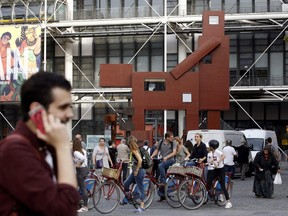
[139,147,153,169]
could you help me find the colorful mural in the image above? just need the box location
[0,25,41,102]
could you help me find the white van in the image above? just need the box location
[186,129,246,150]
[240,129,279,161]
[186,129,251,176]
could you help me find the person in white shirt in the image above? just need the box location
[142,140,151,155]
[222,139,237,178]
[73,138,89,212]
[206,139,232,209]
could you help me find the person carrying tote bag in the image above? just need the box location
[92,137,113,169]
[96,149,105,168]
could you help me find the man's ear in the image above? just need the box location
[29,102,42,111]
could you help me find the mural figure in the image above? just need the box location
[16,26,41,77]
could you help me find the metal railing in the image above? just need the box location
[230,76,287,87]
[72,3,285,20]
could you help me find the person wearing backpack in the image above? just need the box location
[142,140,151,155]
[120,135,145,212]
[150,131,177,201]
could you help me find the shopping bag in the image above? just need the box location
[273,172,282,185]
[96,159,103,168]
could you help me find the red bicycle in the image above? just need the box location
[93,161,155,214]
[177,163,233,210]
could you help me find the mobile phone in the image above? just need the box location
[28,105,46,134]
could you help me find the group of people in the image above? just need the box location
[0,70,282,215]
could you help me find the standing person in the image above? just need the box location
[223,139,237,178]
[235,141,250,180]
[150,139,158,156]
[206,140,232,209]
[117,138,130,182]
[142,140,151,155]
[150,140,160,178]
[120,135,145,212]
[108,140,117,167]
[266,137,280,162]
[174,136,190,164]
[151,131,177,201]
[72,138,89,213]
[0,72,79,215]
[253,145,280,198]
[92,137,113,169]
[75,133,87,150]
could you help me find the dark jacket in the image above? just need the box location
[0,121,79,216]
[235,145,250,164]
[190,142,208,163]
[253,149,279,176]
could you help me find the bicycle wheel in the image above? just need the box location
[93,181,120,214]
[178,178,206,210]
[213,176,233,206]
[85,178,98,210]
[132,178,155,209]
[165,175,184,208]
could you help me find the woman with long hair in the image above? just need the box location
[73,138,89,212]
[120,135,145,212]
[174,136,190,164]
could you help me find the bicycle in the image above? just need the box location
[93,161,155,214]
[177,162,233,210]
[164,165,187,208]
[85,169,102,210]
[143,163,165,199]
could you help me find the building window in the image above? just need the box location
[203,55,212,64]
[144,79,166,91]
[209,16,219,25]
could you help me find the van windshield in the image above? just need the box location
[247,138,264,151]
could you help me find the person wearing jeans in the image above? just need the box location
[120,135,145,212]
[150,131,177,202]
[73,138,89,213]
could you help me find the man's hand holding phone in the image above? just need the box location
[29,105,70,149]
[29,105,46,134]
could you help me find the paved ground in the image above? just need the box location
[79,162,288,216]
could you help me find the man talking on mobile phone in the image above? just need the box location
[0,71,79,215]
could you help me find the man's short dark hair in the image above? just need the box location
[108,140,113,146]
[226,139,232,146]
[143,140,149,146]
[164,131,173,139]
[20,71,72,121]
[267,137,272,143]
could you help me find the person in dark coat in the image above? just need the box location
[235,141,250,180]
[108,140,117,167]
[253,145,280,198]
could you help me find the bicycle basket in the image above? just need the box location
[167,166,185,175]
[102,167,120,180]
[184,166,203,177]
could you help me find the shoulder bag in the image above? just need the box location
[96,147,105,168]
